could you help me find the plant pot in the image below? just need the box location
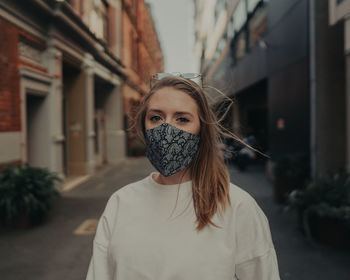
[3,213,33,229]
[129,139,146,157]
[308,215,350,249]
[1,208,49,229]
[274,176,303,204]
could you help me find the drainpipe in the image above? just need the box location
[309,0,317,179]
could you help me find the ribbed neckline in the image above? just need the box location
[147,172,193,191]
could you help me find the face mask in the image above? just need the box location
[145,123,200,177]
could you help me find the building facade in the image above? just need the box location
[0,0,163,183]
[122,0,164,156]
[329,0,350,173]
[195,0,347,178]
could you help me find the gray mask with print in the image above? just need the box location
[145,123,200,177]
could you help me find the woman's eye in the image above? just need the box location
[177,117,189,123]
[150,116,161,122]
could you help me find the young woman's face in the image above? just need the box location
[145,86,201,134]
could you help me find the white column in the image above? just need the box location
[105,77,126,163]
[345,19,350,172]
[45,46,65,177]
[345,21,350,172]
[82,54,96,174]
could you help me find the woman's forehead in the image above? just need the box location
[147,87,198,113]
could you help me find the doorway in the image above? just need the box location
[26,93,49,168]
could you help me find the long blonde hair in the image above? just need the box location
[133,76,237,231]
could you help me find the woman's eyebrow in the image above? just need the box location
[174,111,194,117]
[147,109,164,115]
[147,109,193,117]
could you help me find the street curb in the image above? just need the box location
[59,158,128,193]
[60,175,92,193]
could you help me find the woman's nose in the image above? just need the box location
[164,117,174,126]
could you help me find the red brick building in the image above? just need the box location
[122,0,164,155]
[0,0,162,185]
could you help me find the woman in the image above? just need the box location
[86,74,280,280]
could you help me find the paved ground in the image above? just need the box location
[0,157,349,280]
[229,165,350,280]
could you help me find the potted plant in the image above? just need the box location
[129,137,146,157]
[0,164,62,228]
[273,153,310,203]
[286,171,350,248]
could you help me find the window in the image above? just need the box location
[248,5,267,49]
[132,0,138,10]
[227,16,235,39]
[129,0,138,24]
[218,37,226,52]
[235,30,247,60]
[247,0,261,13]
[230,0,267,62]
[215,0,225,21]
[130,31,138,72]
[89,0,109,42]
[233,0,247,32]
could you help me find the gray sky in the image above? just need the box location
[146,0,198,73]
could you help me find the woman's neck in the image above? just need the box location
[154,169,191,185]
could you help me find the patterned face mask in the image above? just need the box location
[145,123,201,177]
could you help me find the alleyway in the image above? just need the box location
[0,157,349,280]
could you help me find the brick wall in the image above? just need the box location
[0,17,20,132]
[122,0,164,155]
[123,0,163,82]
[138,2,164,77]
[0,17,47,133]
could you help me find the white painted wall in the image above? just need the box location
[345,18,350,53]
[0,132,21,164]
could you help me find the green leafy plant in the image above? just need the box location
[0,164,62,226]
[273,153,310,203]
[274,153,310,180]
[130,137,146,156]
[287,171,350,243]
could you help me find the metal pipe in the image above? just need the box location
[309,0,317,179]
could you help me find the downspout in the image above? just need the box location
[309,0,317,179]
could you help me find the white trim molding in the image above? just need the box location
[0,1,47,40]
[19,66,53,164]
[0,132,21,164]
[329,0,350,25]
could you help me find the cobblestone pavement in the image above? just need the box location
[0,157,349,279]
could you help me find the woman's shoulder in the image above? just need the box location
[106,175,151,203]
[228,182,269,224]
[228,182,256,205]
[227,182,268,217]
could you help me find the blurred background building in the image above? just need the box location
[329,0,350,177]
[122,0,164,156]
[1,0,349,182]
[0,0,163,181]
[194,0,349,178]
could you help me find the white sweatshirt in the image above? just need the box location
[86,172,280,280]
